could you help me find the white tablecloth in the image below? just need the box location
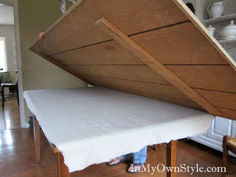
[24,87,213,172]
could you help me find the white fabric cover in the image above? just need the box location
[24,87,213,172]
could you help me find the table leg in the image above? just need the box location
[222,136,229,177]
[33,116,41,163]
[57,152,70,177]
[166,140,177,177]
[1,86,4,110]
[16,86,19,105]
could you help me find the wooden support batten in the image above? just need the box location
[95,17,221,116]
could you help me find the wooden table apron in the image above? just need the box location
[33,115,177,177]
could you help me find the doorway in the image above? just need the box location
[0,3,21,130]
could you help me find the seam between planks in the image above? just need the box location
[48,21,191,56]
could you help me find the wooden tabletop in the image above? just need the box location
[30,0,236,120]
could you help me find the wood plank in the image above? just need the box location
[168,65,236,93]
[30,0,187,55]
[95,17,220,115]
[173,0,236,70]
[133,92,201,110]
[196,89,236,111]
[32,51,89,85]
[51,22,227,65]
[217,108,236,120]
[85,76,201,109]
[132,22,228,64]
[52,41,143,66]
[67,65,169,84]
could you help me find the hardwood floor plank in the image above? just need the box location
[1,129,236,177]
[0,98,20,131]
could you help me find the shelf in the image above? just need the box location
[219,38,236,45]
[202,13,236,25]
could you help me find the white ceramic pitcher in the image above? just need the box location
[208,1,224,18]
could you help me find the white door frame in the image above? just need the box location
[0,0,26,128]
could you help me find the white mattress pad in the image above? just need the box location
[24,87,213,172]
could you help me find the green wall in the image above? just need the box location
[18,0,85,90]
[18,0,86,124]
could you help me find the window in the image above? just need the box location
[0,37,7,71]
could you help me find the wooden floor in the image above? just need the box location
[0,98,235,177]
[0,98,20,130]
[0,128,235,177]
